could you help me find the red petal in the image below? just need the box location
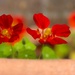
[0,14,13,28]
[0,37,3,44]
[39,39,45,44]
[9,28,25,43]
[13,23,23,34]
[9,34,19,42]
[2,37,9,42]
[0,35,9,43]
[33,13,50,29]
[46,36,67,45]
[26,28,41,39]
[51,24,71,37]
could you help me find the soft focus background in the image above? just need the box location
[0,0,75,26]
[0,0,75,59]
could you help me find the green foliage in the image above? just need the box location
[54,44,70,58]
[69,51,75,59]
[0,37,70,59]
[0,43,12,57]
[23,37,31,43]
[24,42,36,51]
[0,37,37,58]
[42,45,58,59]
[13,40,24,52]
[18,50,36,59]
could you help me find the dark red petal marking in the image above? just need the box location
[51,24,71,37]
[0,14,13,28]
[46,36,67,45]
[0,20,4,29]
[9,34,19,42]
[26,28,41,39]
[13,23,23,34]
[0,35,9,43]
[33,13,50,29]
[2,37,9,42]
[39,38,45,44]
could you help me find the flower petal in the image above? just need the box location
[0,37,3,44]
[39,39,45,44]
[2,37,9,42]
[12,16,25,26]
[9,34,19,42]
[33,13,50,29]
[0,35,9,43]
[46,36,67,45]
[0,14,13,28]
[26,28,41,39]
[13,23,23,34]
[68,12,75,28]
[51,24,71,37]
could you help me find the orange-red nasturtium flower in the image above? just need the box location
[0,14,25,44]
[68,12,75,28]
[27,13,71,45]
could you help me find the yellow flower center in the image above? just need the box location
[2,29,8,35]
[43,28,51,38]
[1,29,11,38]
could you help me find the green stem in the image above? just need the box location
[38,44,44,59]
[38,52,41,59]
[11,45,15,58]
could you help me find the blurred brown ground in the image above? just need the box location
[0,59,75,75]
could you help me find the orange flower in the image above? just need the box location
[68,12,75,28]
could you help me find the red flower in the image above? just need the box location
[68,12,75,28]
[0,14,25,44]
[27,13,71,45]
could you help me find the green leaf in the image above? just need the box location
[23,37,31,44]
[18,50,36,59]
[0,46,4,58]
[22,37,36,51]
[54,44,70,58]
[0,43,12,57]
[24,42,36,51]
[13,40,24,52]
[69,51,75,59]
[42,45,58,59]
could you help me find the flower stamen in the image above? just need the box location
[43,28,51,38]
[1,29,11,38]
